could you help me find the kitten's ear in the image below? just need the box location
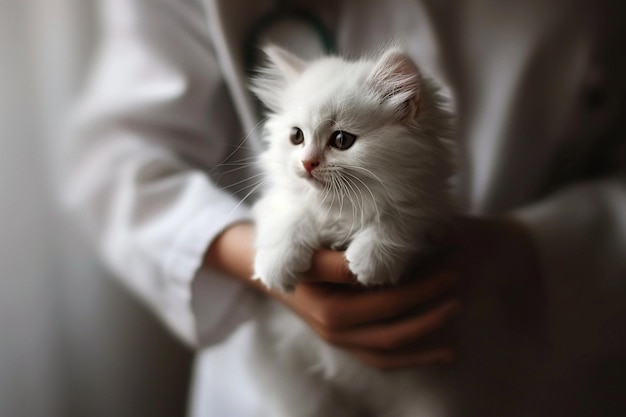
[263,45,306,81]
[250,45,306,112]
[367,49,421,122]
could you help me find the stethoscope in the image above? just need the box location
[243,1,337,77]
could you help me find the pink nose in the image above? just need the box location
[302,160,320,174]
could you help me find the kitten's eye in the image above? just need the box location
[290,127,304,145]
[329,131,357,150]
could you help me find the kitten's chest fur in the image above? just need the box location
[307,186,378,250]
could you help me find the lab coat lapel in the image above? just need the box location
[201,0,272,148]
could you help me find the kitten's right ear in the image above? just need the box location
[250,45,306,112]
[263,45,306,81]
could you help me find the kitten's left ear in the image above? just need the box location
[367,49,421,122]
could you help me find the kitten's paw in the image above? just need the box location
[253,244,313,292]
[345,241,402,286]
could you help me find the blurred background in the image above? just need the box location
[3,1,626,417]
[0,1,192,416]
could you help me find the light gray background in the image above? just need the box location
[0,1,192,416]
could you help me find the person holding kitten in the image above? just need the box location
[66,0,626,416]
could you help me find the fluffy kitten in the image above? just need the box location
[252,45,455,292]
[248,45,456,417]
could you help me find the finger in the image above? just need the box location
[349,347,456,371]
[300,271,457,329]
[316,299,461,351]
[302,249,356,284]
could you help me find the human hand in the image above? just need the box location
[429,216,546,335]
[271,249,461,370]
[277,216,547,370]
[205,217,544,370]
[205,222,460,370]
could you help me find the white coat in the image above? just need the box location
[65,0,626,415]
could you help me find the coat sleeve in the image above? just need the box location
[62,0,259,347]
[515,142,626,363]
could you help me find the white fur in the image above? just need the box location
[249,46,456,416]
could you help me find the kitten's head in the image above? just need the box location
[251,45,454,209]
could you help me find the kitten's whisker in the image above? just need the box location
[324,177,338,220]
[343,175,366,231]
[217,162,259,177]
[324,177,336,219]
[319,180,334,209]
[214,144,259,150]
[211,117,267,169]
[220,172,266,191]
[213,161,256,168]
[346,166,387,189]
[208,154,259,177]
[229,178,268,194]
[342,171,381,223]
[213,156,261,184]
[223,179,268,226]
[344,167,409,221]
[320,179,336,224]
[340,176,359,245]
[323,177,334,221]
[212,155,260,165]
[336,175,346,219]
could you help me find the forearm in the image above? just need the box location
[203,222,268,294]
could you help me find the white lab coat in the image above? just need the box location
[65,0,626,415]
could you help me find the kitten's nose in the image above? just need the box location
[302,160,320,174]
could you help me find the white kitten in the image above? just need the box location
[252,45,455,292]
[248,45,456,417]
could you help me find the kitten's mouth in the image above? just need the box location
[297,167,328,187]
[305,172,326,187]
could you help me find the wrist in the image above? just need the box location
[203,222,257,284]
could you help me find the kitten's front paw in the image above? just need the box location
[345,240,402,286]
[253,244,313,292]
